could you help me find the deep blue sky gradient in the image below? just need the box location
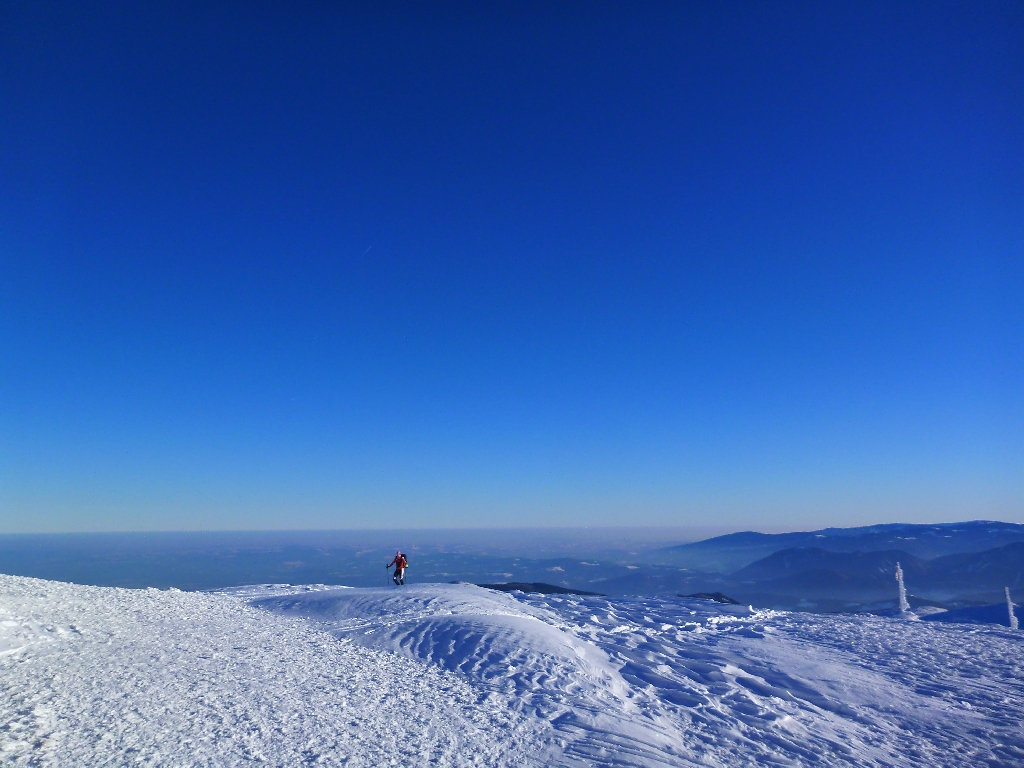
[2,1,1021,532]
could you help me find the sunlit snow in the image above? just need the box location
[2,575,1022,766]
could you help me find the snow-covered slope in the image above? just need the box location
[3,575,1023,766]
[0,576,542,766]
[242,583,1024,767]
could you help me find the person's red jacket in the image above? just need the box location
[388,553,407,569]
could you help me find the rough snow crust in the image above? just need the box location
[0,576,543,766]
[3,576,1023,767]
[244,583,1024,767]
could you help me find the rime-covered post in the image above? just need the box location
[1006,587,1018,631]
[895,562,910,613]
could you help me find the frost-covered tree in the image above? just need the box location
[895,562,910,613]
[1006,587,1018,631]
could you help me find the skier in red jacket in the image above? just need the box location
[387,551,408,585]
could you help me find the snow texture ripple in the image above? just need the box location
[3,575,1023,766]
[0,576,543,766]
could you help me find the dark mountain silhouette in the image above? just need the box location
[732,549,927,589]
[715,541,1024,609]
[928,542,1024,592]
[722,548,925,607]
[654,521,1024,573]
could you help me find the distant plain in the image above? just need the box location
[3,521,1022,618]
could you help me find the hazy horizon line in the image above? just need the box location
[1,518,1016,538]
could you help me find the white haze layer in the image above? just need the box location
[2,575,1022,766]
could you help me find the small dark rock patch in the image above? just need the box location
[681,592,741,605]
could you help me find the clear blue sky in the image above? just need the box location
[2,1,1021,533]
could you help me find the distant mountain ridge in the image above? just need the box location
[607,522,1024,612]
[732,548,929,586]
[727,542,1024,602]
[1,523,1019,615]
[654,521,1024,573]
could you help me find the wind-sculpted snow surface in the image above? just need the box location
[0,576,543,766]
[3,576,1023,767]
[246,583,1024,767]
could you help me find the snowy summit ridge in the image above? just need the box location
[2,574,1022,766]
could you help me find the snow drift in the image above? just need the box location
[3,574,1023,766]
